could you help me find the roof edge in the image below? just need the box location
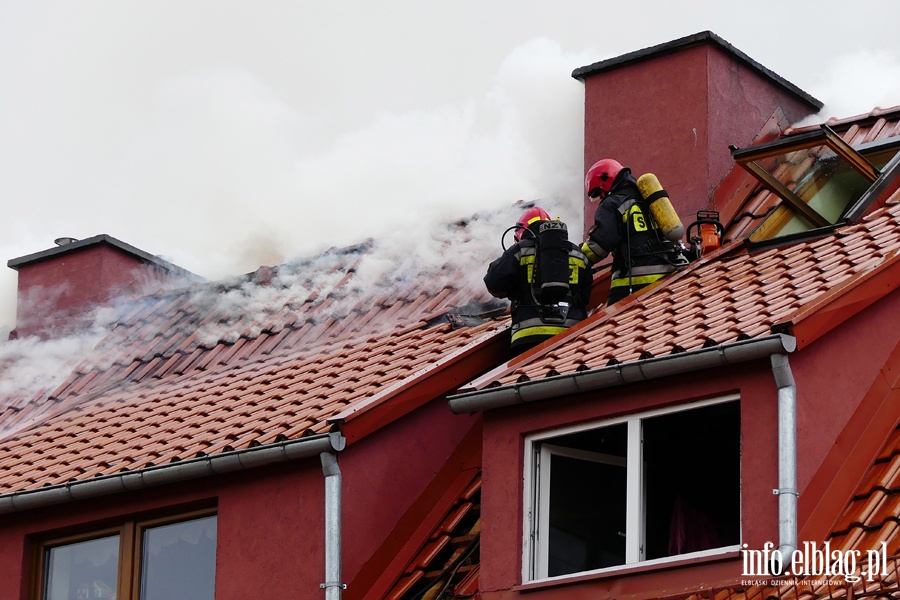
[332,324,508,445]
[572,30,823,110]
[8,234,202,281]
[788,241,900,348]
[448,334,796,414]
[0,432,344,515]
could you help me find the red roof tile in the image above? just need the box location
[0,237,508,495]
[462,198,900,392]
[376,474,481,600]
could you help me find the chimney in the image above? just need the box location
[7,234,199,340]
[573,31,823,238]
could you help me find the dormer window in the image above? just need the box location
[523,396,741,582]
[731,127,900,243]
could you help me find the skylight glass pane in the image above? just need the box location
[750,145,897,241]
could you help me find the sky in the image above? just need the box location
[3,0,900,341]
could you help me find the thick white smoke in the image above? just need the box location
[0,38,591,410]
[797,49,900,126]
[1,38,589,336]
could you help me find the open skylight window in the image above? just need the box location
[731,126,900,243]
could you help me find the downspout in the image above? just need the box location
[771,353,798,567]
[321,451,344,600]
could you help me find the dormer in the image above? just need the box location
[445,34,900,598]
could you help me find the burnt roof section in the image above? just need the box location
[7,233,202,281]
[571,30,823,111]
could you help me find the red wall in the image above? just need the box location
[580,43,818,238]
[0,397,479,599]
[789,289,900,493]
[341,399,480,579]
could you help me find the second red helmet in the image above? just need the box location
[585,158,624,199]
[515,207,551,241]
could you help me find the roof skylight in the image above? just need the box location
[731,126,900,242]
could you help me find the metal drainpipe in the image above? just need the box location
[320,451,344,600]
[771,353,798,568]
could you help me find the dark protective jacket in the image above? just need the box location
[583,170,683,304]
[484,232,592,354]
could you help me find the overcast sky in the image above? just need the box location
[2,1,900,338]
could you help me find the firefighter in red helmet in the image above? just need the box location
[582,159,686,305]
[485,206,592,356]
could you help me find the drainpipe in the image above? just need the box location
[320,451,344,600]
[771,353,798,568]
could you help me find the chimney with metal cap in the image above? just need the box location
[572,31,823,239]
[7,234,199,340]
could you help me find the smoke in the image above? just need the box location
[0,38,591,416]
[0,301,121,439]
[797,49,900,125]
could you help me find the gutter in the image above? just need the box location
[0,431,346,515]
[448,334,796,414]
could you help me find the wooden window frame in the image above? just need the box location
[731,125,882,231]
[30,506,216,600]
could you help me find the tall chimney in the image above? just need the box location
[573,31,823,238]
[7,234,199,339]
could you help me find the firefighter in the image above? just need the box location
[484,207,592,356]
[582,158,687,305]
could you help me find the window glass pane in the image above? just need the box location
[45,535,119,600]
[140,515,217,600]
[642,402,740,560]
[544,422,627,576]
[751,146,897,241]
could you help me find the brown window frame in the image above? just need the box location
[30,506,216,600]
[731,124,882,231]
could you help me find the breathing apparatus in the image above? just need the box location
[500,216,574,323]
[613,173,690,295]
[636,173,685,243]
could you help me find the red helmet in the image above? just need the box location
[515,206,550,241]
[585,158,624,199]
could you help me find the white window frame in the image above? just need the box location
[522,394,741,583]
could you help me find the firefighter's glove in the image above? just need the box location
[581,240,608,265]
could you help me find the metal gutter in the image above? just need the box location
[448,334,796,414]
[0,432,345,515]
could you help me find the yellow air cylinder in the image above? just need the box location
[636,173,684,242]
